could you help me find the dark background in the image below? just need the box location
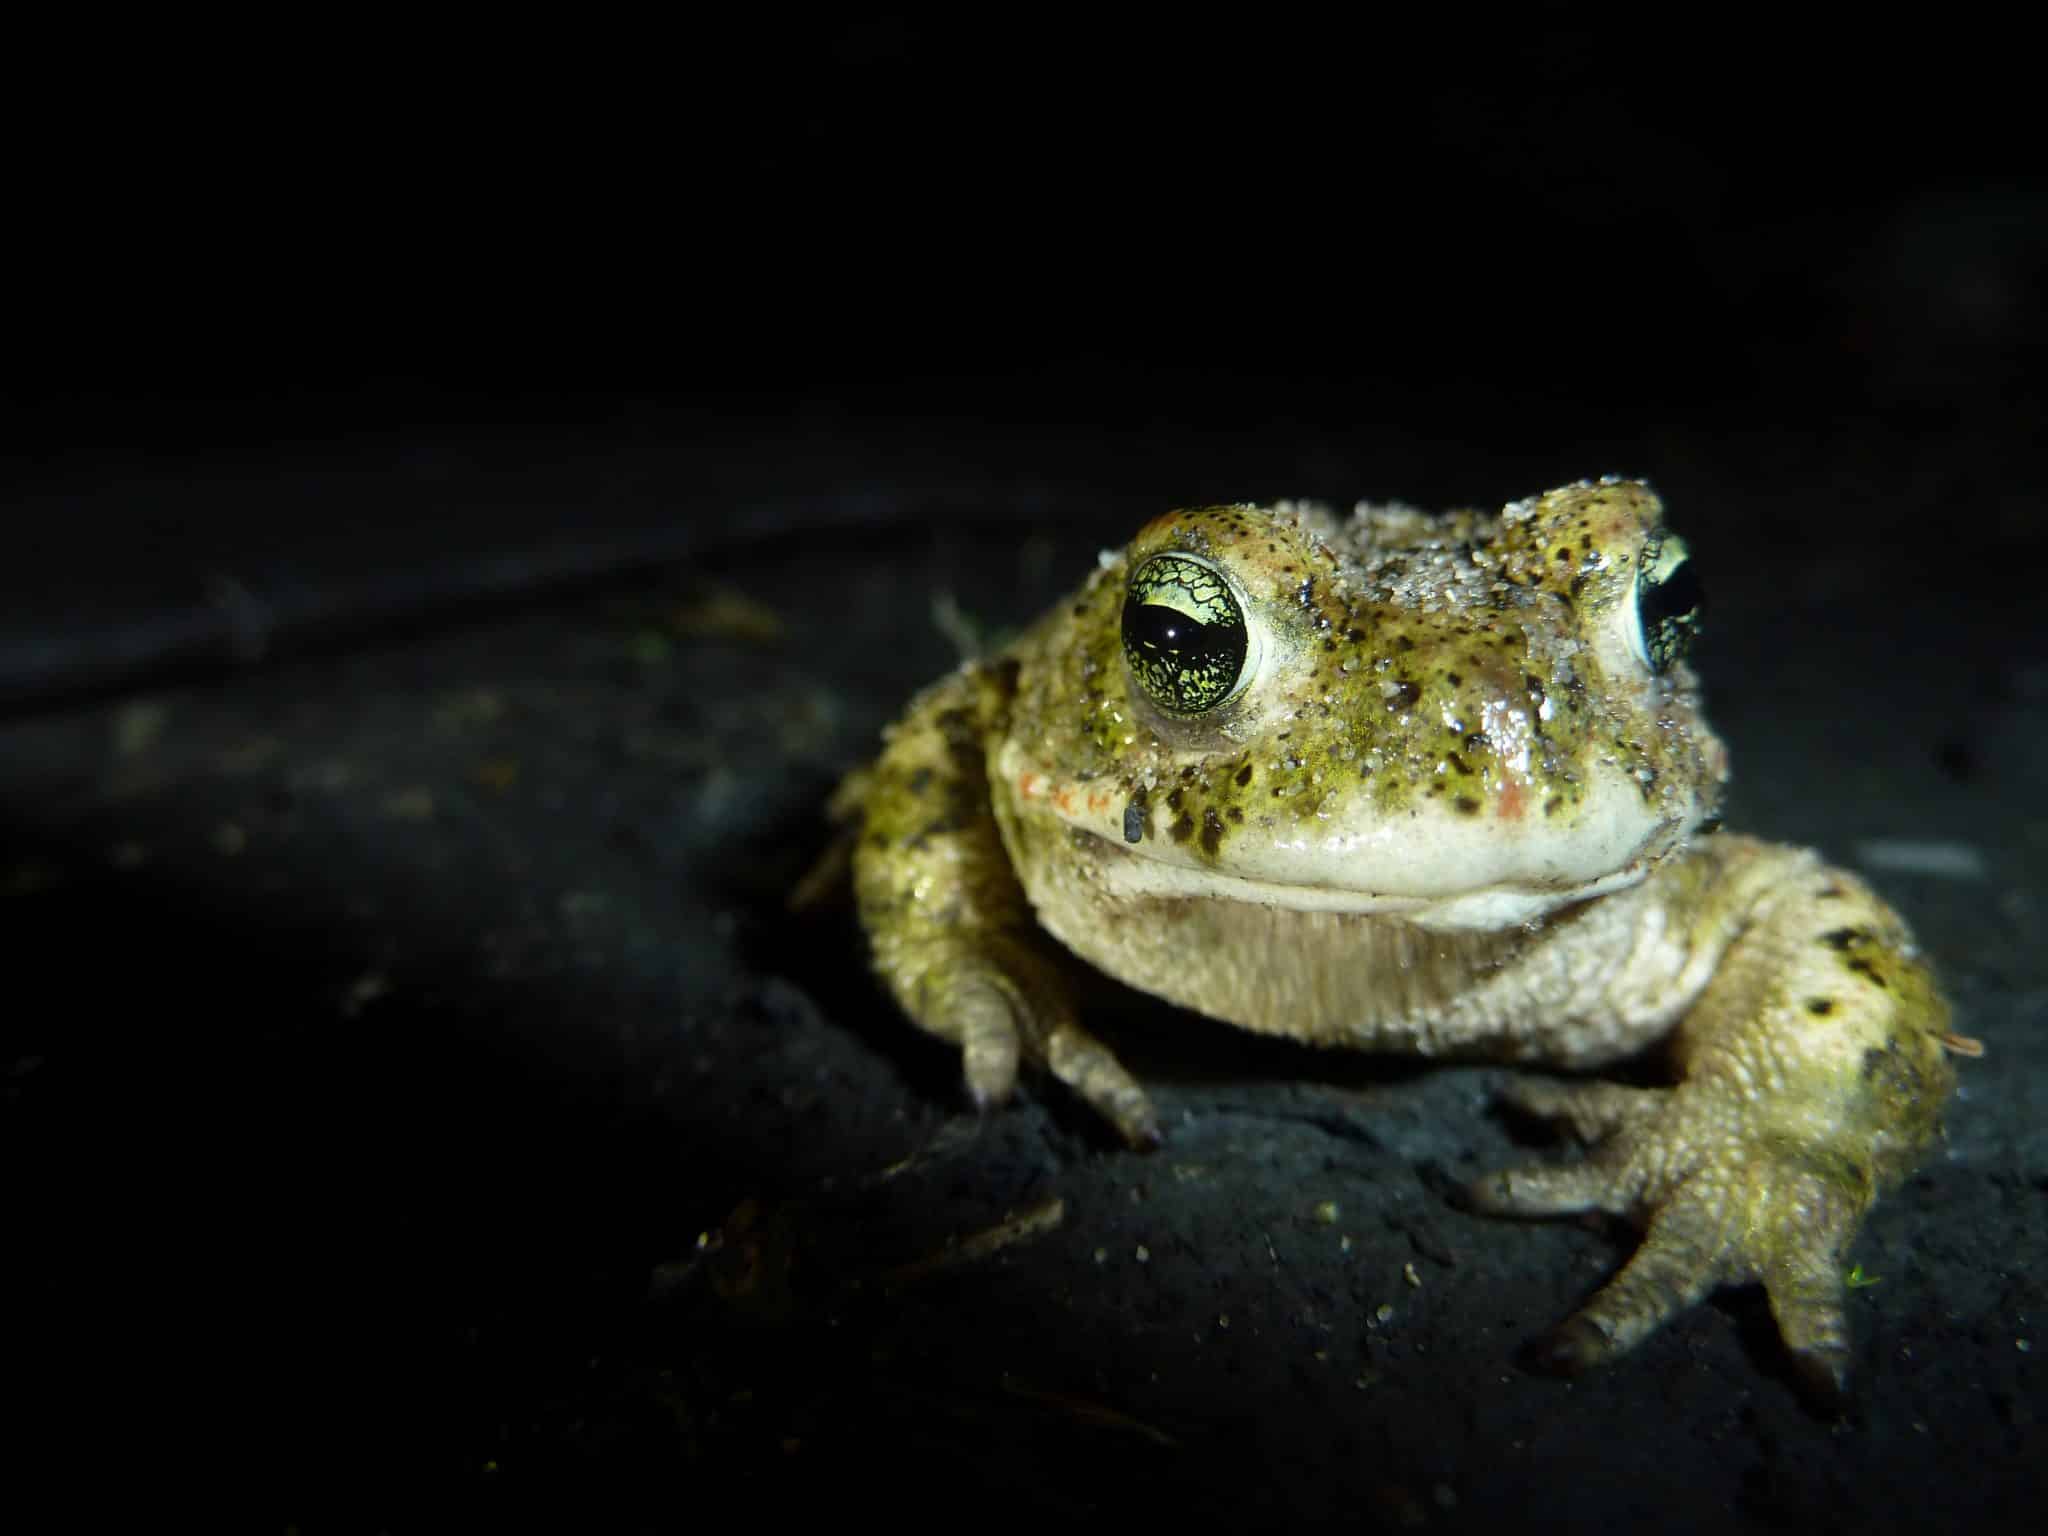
[10,17,2040,706]
[6,16,2043,1531]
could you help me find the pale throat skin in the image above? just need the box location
[845,480,1968,1396]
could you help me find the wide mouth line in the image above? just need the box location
[1075,824,1633,908]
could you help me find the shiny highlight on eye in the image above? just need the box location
[1121,553,1250,714]
[1636,532,1704,673]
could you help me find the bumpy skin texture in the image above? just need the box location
[847,481,1962,1393]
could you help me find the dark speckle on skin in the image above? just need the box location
[1000,488,1712,935]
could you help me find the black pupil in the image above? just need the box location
[1122,597,1246,713]
[1640,557,1705,669]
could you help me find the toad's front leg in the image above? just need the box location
[1466,840,1966,1397]
[848,662,1161,1147]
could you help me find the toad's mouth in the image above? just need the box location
[1073,824,1655,932]
[996,737,1710,935]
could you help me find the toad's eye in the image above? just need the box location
[1122,552,1250,714]
[1630,532,1704,673]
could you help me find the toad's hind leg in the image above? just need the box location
[1467,848,1962,1398]
[849,663,1159,1147]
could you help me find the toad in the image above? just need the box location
[845,480,1969,1393]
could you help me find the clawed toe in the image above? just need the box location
[1523,1314,1614,1376]
[1044,1024,1161,1148]
[1495,1075,1669,1144]
[951,978,1026,1109]
[1463,1152,1639,1219]
[1784,1343,1852,1411]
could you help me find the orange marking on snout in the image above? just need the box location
[1495,777,1528,822]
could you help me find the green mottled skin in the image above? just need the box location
[1023,488,1702,850]
[843,480,1965,1396]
